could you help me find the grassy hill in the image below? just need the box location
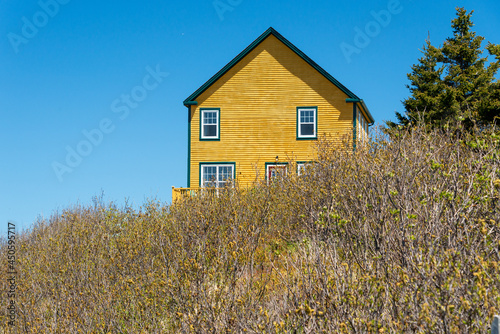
[1,124,499,333]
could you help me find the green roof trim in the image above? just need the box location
[183,27,364,106]
[345,98,375,124]
[352,102,357,150]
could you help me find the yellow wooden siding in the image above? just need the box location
[190,35,354,187]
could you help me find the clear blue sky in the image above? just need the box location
[1,0,499,234]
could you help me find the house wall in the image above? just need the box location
[189,35,355,188]
[356,106,370,142]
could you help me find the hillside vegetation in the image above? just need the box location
[1,124,499,333]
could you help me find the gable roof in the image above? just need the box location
[184,27,374,124]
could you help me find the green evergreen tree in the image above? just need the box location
[393,39,447,126]
[389,7,500,129]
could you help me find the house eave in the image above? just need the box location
[346,98,375,125]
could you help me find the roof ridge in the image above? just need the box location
[183,28,369,121]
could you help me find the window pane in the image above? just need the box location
[204,124,217,137]
[218,166,232,182]
[268,165,286,181]
[203,166,217,187]
[203,111,217,124]
[300,110,314,123]
[301,124,314,136]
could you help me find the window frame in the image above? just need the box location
[297,163,306,176]
[297,161,315,176]
[199,162,235,188]
[200,108,220,141]
[265,162,288,185]
[296,106,318,140]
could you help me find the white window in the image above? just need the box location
[266,164,287,184]
[297,107,317,139]
[201,108,219,140]
[297,163,305,175]
[297,163,311,175]
[201,164,234,188]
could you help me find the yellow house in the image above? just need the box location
[173,27,373,198]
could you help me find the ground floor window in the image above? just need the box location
[266,163,287,184]
[200,163,234,188]
[297,161,316,176]
[297,162,308,175]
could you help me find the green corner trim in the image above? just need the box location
[198,162,236,188]
[199,108,221,141]
[187,105,192,187]
[296,106,318,140]
[185,101,198,105]
[352,103,357,151]
[184,27,361,105]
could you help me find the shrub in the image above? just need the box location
[1,124,498,333]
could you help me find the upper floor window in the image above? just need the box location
[200,108,220,140]
[297,107,317,139]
